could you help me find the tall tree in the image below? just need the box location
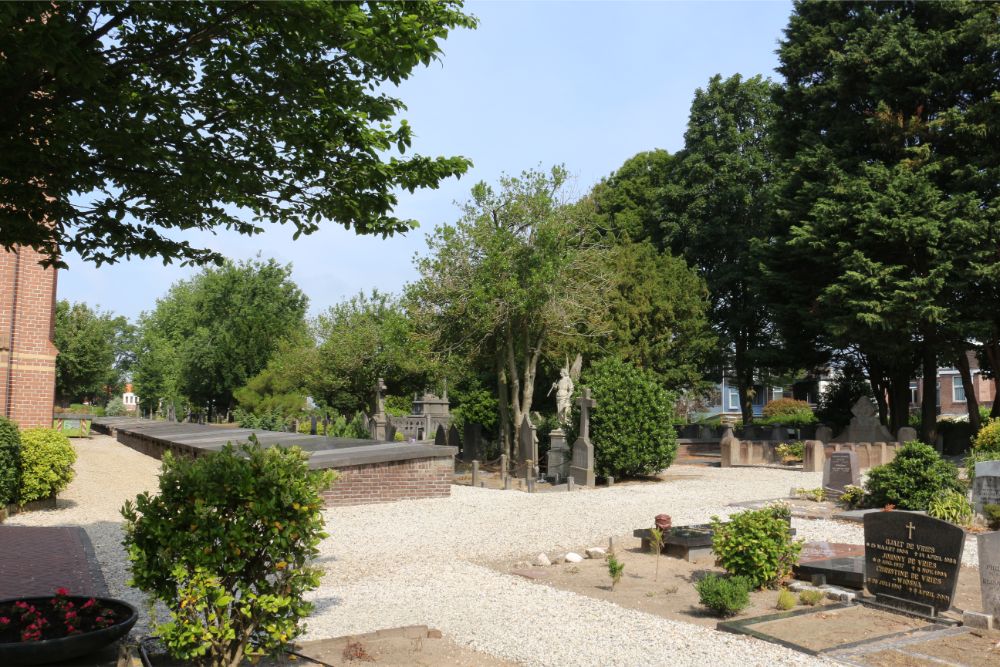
[1,2,476,266]
[771,1,1000,440]
[409,167,611,458]
[133,258,307,418]
[663,74,781,424]
[54,300,133,404]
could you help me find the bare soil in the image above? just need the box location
[753,606,928,652]
[858,628,1000,667]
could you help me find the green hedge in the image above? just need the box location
[19,428,76,504]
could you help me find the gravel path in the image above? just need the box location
[25,436,987,665]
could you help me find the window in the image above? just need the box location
[727,387,740,411]
[954,381,966,403]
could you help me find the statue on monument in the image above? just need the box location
[548,354,582,427]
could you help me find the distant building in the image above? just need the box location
[0,247,58,427]
[122,383,139,413]
[395,391,451,441]
[912,353,996,419]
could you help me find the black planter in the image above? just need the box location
[0,597,137,665]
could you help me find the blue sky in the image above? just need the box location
[60,1,793,321]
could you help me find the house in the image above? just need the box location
[122,383,139,413]
[911,353,996,419]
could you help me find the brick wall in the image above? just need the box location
[0,247,58,428]
[321,456,453,507]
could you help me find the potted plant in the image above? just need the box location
[0,588,137,665]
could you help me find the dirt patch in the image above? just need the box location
[854,628,1000,667]
[751,605,929,652]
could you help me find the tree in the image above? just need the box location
[409,166,611,458]
[132,257,307,418]
[1,2,476,266]
[663,74,781,424]
[771,1,1000,439]
[587,149,676,247]
[54,300,134,404]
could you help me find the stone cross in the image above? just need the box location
[576,388,597,442]
[373,377,387,415]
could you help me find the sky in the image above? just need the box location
[59,1,794,321]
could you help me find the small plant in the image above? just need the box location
[928,489,974,526]
[799,589,824,606]
[973,418,1000,452]
[838,485,865,509]
[776,441,805,462]
[863,441,964,511]
[18,428,76,504]
[695,574,750,617]
[711,506,802,589]
[795,487,825,502]
[776,589,796,611]
[983,504,1000,531]
[0,416,21,506]
[648,526,665,581]
[606,552,625,591]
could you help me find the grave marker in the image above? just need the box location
[516,415,537,478]
[972,461,1000,514]
[977,532,1000,619]
[448,424,461,450]
[569,388,597,487]
[462,422,482,463]
[823,451,860,499]
[864,511,965,616]
[434,424,447,447]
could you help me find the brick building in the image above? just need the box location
[0,247,58,427]
[912,353,997,418]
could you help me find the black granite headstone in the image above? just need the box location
[864,511,964,615]
[823,451,860,499]
[434,424,446,446]
[462,422,482,462]
[448,424,461,449]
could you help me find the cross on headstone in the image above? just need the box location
[906,522,916,540]
[576,388,597,441]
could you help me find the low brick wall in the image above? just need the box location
[721,438,900,471]
[321,456,453,507]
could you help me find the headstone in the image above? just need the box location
[802,440,825,473]
[434,424,447,447]
[385,422,396,442]
[823,451,860,499]
[546,428,570,480]
[896,426,918,444]
[770,425,785,442]
[719,426,739,467]
[462,422,482,462]
[370,377,388,440]
[973,461,1000,514]
[977,531,1000,619]
[815,425,833,443]
[834,397,893,443]
[864,511,965,616]
[448,424,461,450]
[516,415,538,478]
[310,415,318,436]
[569,388,597,487]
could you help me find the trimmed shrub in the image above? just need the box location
[973,418,1000,452]
[571,357,678,478]
[695,574,751,617]
[927,489,974,527]
[711,505,802,589]
[0,417,21,505]
[761,398,816,426]
[122,439,335,666]
[863,441,964,511]
[19,428,76,503]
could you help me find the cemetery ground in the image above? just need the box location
[4,435,999,666]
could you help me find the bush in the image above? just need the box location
[761,398,816,426]
[776,441,805,462]
[104,397,127,417]
[570,357,678,478]
[839,485,865,509]
[973,419,1000,452]
[863,441,964,511]
[776,589,796,611]
[0,417,21,506]
[711,506,802,589]
[18,428,76,503]
[799,589,824,606]
[927,489,974,527]
[121,439,335,667]
[983,504,1000,531]
[233,408,288,431]
[695,574,751,617]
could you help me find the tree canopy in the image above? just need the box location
[1,1,476,266]
[54,300,134,404]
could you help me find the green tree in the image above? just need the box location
[133,258,307,419]
[586,149,676,247]
[1,2,476,267]
[771,1,1000,439]
[664,74,781,424]
[54,300,134,404]
[409,166,611,457]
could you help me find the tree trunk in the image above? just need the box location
[957,351,981,433]
[734,338,754,425]
[886,367,911,437]
[920,340,938,447]
[864,355,889,427]
[496,355,512,462]
[985,333,1000,419]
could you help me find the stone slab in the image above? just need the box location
[793,557,865,590]
[972,460,1000,513]
[823,450,860,499]
[977,531,1000,619]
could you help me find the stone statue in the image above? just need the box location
[548,367,575,426]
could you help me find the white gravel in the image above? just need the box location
[28,436,990,664]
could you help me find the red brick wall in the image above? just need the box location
[321,457,453,507]
[0,247,58,428]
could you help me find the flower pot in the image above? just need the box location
[0,596,137,665]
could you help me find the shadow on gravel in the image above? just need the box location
[309,595,344,614]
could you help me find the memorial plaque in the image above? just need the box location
[823,451,860,499]
[972,461,1000,514]
[977,531,1000,619]
[864,511,965,614]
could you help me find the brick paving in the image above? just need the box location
[0,525,107,599]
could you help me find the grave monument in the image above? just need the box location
[834,397,893,443]
[972,460,1000,514]
[569,388,597,487]
[822,451,860,500]
[369,377,389,441]
[977,531,1000,620]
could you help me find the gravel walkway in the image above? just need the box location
[18,435,983,665]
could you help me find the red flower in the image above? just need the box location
[55,587,70,597]
[82,598,96,610]
[64,610,78,620]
